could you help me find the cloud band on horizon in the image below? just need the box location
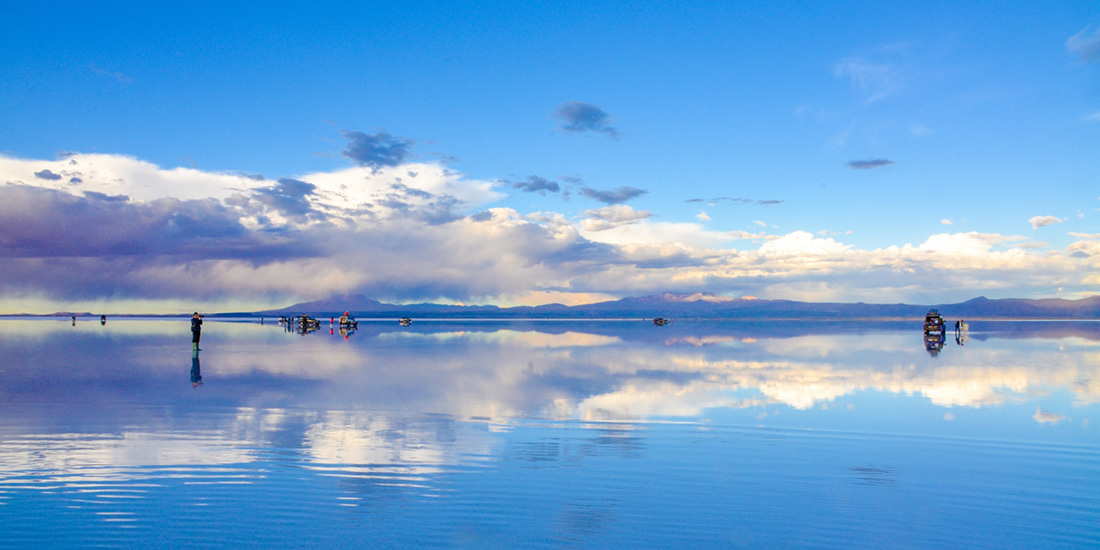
[0,152,1097,311]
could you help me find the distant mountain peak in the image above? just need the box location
[242,292,1099,320]
[657,292,738,303]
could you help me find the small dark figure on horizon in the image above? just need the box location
[100,314,106,325]
[191,312,203,351]
[72,315,76,326]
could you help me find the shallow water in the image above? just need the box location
[1,318,1098,548]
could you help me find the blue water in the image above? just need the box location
[1,318,1098,548]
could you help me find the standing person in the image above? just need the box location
[191,312,203,351]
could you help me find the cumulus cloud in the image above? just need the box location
[553,101,619,139]
[759,231,849,257]
[1066,26,1100,63]
[1029,215,1063,229]
[941,219,953,225]
[848,159,894,170]
[579,185,647,205]
[696,211,711,221]
[581,205,653,231]
[726,230,767,240]
[342,130,414,169]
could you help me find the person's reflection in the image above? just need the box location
[191,350,203,388]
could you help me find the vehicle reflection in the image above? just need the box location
[924,332,945,357]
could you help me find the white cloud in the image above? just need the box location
[725,230,768,240]
[0,153,503,229]
[833,58,904,102]
[580,204,652,231]
[759,231,850,257]
[1029,215,1063,230]
[1084,112,1100,122]
[1033,407,1066,424]
[918,232,1006,255]
[1066,26,1100,63]
[696,210,711,221]
[940,219,953,225]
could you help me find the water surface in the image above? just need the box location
[1,318,1097,548]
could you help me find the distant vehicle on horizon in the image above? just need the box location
[924,309,945,334]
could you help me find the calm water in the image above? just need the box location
[1,318,1098,548]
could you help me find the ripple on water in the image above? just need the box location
[1,418,1098,548]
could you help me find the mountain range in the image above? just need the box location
[233,292,1100,320]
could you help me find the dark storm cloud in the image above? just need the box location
[0,185,314,262]
[508,176,561,195]
[342,130,415,168]
[69,177,83,183]
[237,172,266,181]
[579,186,647,205]
[34,169,62,181]
[252,178,317,218]
[553,101,619,139]
[756,200,784,205]
[847,159,894,170]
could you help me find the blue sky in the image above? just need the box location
[1,1,1098,312]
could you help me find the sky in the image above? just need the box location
[1,1,1098,313]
